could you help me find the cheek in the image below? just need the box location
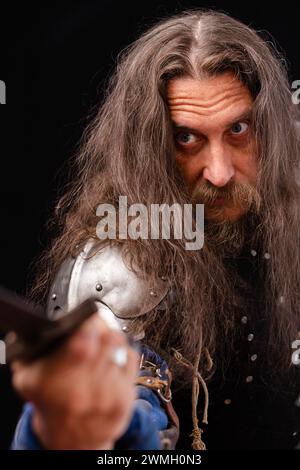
[175,154,203,187]
[236,152,257,184]
[238,139,258,181]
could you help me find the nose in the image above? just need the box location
[202,142,235,188]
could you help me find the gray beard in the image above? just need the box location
[204,213,259,258]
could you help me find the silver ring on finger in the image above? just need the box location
[111,346,128,368]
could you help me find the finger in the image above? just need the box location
[12,360,43,401]
[90,342,138,412]
[59,313,107,361]
[11,314,108,398]
[91,365,135,413]
[95,328,128,370]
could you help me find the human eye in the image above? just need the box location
[174,131,197,145]
[230,121,249,135]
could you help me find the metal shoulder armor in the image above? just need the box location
[46,240,169,339]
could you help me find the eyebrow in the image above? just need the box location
[172,108,253,133]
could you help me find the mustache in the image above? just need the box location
[191,180,261,212]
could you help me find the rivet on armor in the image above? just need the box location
[122,326,128,332]
[224,399,232,405]
[160,276,167,281]
[245,375,253,383]
[95,283,103,292]
[250,354,258,362]
[146,378,153,384]
[264,252,271,259]
[52,293,57,301]
[150,291,157,297]
[241,316,248,324]
[247,333,254,342]
[250,250,257,257]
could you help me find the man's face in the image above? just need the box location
[167,72,258,222]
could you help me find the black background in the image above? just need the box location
[0,0,299,449]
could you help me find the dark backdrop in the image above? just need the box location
[0,0,299,449]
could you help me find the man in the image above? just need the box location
[11,10,300,449]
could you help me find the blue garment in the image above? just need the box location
[11,344,170,450]
[11,403,42,450]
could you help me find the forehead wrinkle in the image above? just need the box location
[167,75,251,113]
[168,76,246,94]
[170,103,253,134]
[167,75,253,131]
[168,89,249,110]
[169,96,252,121]
[168,85,244,101]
